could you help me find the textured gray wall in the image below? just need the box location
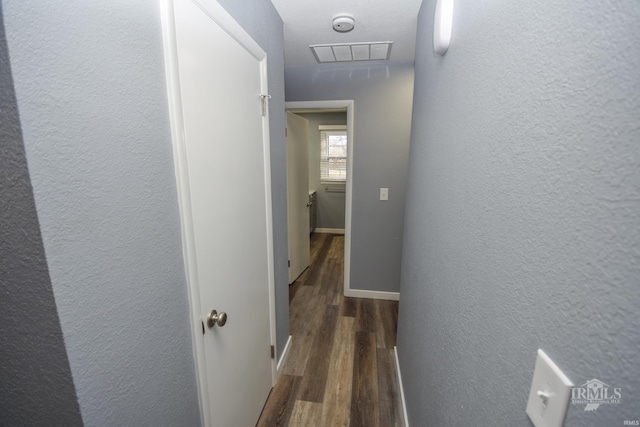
[286,63,414,292]
[0,5,83,426]
[397,1,640,426]
[217,0,289,359]
[298,112,347,230]
[4,1,201,424]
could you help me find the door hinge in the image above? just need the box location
[260,94,271,116]
[270,345,275,359]
[285,127,288,137]
[288,260,290,267]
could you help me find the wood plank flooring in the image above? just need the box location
[257,233,403,426]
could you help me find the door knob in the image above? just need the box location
[207,309,228,328]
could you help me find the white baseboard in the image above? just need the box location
[394,346,409,427]
[344,288,399,301]
[314,228,345,235]
[277,335,292,378]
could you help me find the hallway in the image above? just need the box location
[258,233,403,426]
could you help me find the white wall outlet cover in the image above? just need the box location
[526,349,573,427]
[433,0,453,55]
[380,188,389,201]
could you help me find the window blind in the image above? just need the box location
[319,125,347,182]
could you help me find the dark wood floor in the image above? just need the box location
[257,233,403,426]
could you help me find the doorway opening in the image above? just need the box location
[285,100,354,297]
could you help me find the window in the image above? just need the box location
[319,125,347,183]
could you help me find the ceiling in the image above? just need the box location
[270,0,424,68]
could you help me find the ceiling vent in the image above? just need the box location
[310,42,393,63]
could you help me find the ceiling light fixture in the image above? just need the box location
[310,42,393,63]
[332,15,355,32]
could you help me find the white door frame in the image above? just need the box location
[160,1,278,425]
[285,100,354,298]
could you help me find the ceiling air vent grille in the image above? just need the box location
[310,42,393,63]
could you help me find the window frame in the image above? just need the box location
[319,124,348,185]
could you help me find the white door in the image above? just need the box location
[170,0,274,425]
[286,112,311,283]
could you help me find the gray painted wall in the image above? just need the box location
[298,112,347,230]
[217,0,289,359]
[0,6,82,425]
[397,1,640,426]
[286,63,414,292]
[3,1,202,424]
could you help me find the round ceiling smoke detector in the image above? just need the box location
[333,16,355,33]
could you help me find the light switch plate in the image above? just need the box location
[380,188,389,201]
[526,349,573,427]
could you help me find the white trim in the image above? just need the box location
[344,288,400,301]
[160,2,208,425]
[314,228,345,235]
[260,59,279,388]
[161,1,277,424]
[276,335,293,378]
[285,100,354,300]
[394,346,409,427]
